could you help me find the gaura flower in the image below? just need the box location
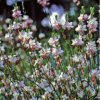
[12,7,22,18]
[75,24,87,33]
[52,48,64,57]
[97,38,100,44]
[48,37,59,47]
[28,39,41,51]
[72,36,84,46]
[38,32,45,39]
[39,48,50,59]
[87,18,98,33]
[62,22,74,30]
[78,14,88,22]
[86,41,96,53]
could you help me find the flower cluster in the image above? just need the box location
[41,4,74,30]
[75,8,98,35]
[0,4,99,100]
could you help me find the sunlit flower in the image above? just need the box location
[12,22,21,30]
[67,65,74,75]
[91,69,100,79]
[52,48,64,56]
[38,32,45,39]
[5,33,13,41]
[5,18,11,24]
[63,22,74,30]
[8,55,20,63]
[48,37,59,47]
[75,24,87,33]
[86,41,96,53]
[72,54,83,63]
[22,15,29,21]
[12,7,22,18]
[18,31,33,42]
[72,36,84,46]
[39,48,50,59]
[28,39,41,51]
[87,18,98,33]
[48,5,67,30]
[78,14,88,22]
[97,38,100,44]
[50,13,66,30]
[77,90,84,98]
[31,25,37,31]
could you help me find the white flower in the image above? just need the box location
[91,69,100,79]
[22,15,29,20]
[26,19,33,26]
[82,81,87,87]
[21,22,28,29]
[73,0,77,3]
[31,25,37,31]
[49,5,66,29]
[78,14,88,21]
[48,37,59,47]
[86,41,96,53]
[39,48,50,58]
[87,18,98,32]
[72,54,83,63]
[38,33,45,39]
[50,13,66,29]
[67,65,73,74]
[59,13,66,26]
[0,45,5,52]
[75,24,87,33]
[12,7,22,18]
[77,90,84,98]
[28,39,41,50]
[49,13,59,26]
[8,55,20,63]
[12,22,21,30]
[72,36,84,46]
[62,22,74,30]
[24,86,30,91]
[5,33,13,41]
[5,18,11,24]
[72,55,79,62]
[97,38,100,44]
[52,48,64,56]
[18,31,33,41]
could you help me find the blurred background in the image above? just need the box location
[0,0,99,38]
[0,0,99,20]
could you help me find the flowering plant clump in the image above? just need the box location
[0,2,99,100]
